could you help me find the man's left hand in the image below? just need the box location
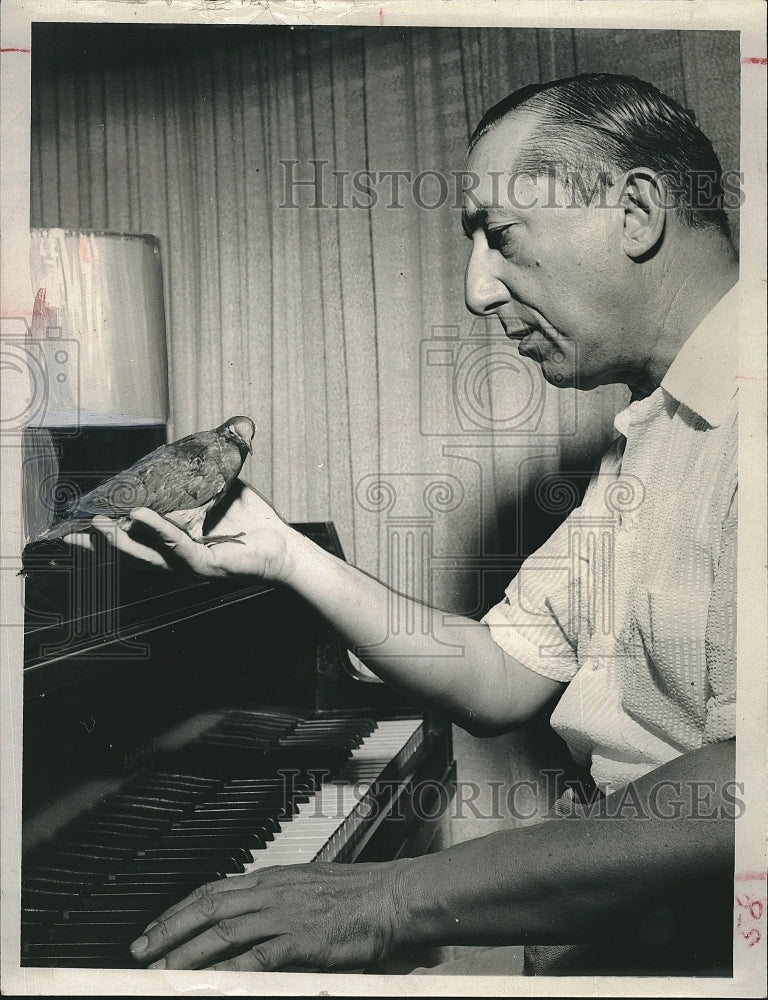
[130,861,408,971]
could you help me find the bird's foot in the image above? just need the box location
[200,532,247,546]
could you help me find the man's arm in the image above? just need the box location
[396,738,736,948]
[280,523,563,733]
[85,488,563,734]
[128,739,736,971]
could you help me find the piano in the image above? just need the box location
[20,523,456,969]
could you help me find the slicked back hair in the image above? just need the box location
[469,74,731,234]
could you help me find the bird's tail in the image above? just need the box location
[34,518,99,542]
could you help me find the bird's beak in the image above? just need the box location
[246,440,253,455]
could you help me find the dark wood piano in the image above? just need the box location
[20,523,455,969]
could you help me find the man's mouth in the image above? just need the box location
[517,338,542,363]
[503,323,543,361]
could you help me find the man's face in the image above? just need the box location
[463,113,643,391]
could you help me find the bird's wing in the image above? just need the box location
[63,433,227,521]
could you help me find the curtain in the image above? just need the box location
[30,23,740,594]
[30,23,740,848]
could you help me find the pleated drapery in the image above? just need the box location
[30,23,740,610]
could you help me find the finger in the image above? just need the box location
[90,516,170,569]
[131,879,268,963]
[127,508,215,573]
[208,936,295,972]
[62,532,96,551]
[146,912,278,971]
[140,874,261,932]
[128,507,190,545]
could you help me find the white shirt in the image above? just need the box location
[482,287,738,793]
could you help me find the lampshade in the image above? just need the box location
[28,229,169,427]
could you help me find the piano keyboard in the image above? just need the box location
[21,712,425,968]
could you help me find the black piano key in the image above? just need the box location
[207,791,310,819]
[24,863,107,882]
[105,799,187,820]
[42,920,147,943]
[175,811,282,828]
[92,879,203,895]
[107,870,226,885]
[54,838,142,858]
[194,734,271,748]
[44,848,133,868]
[220,713,300,727]
[201,790,306,804]
[22,941,138,960]
[110,791,196,807]
[144,773,222,789]
[36,853,115,873]
[23,874,91,891]
[86,811,174,833]
[75,816,163,835]
[212,793,310,807]
[156,833,267,850]
[22,888,79,909]
[189,807,293,823]
[121,857,246,874]
[135,846,253,864]
[222,777,313,786]
[116,785,210,804]
[66,892,182,911]
[214,783,312,796]
[59,827,155,849]
[278,737,363,751]
[21,953,143,969]
[209,722,281,737]
[168,816,281,840]
[290,725,371,738]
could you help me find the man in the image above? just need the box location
[82,74,739,975]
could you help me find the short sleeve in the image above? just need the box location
[703,487,737,742]
[481,515,581,684]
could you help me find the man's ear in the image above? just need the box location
[616,168,667,260]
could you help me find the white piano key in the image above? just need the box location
[239,717,423,874]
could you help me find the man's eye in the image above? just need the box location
[486,225,517,255]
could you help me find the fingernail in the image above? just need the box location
[149,958,166,970]
[131,935,148,954]
[142,921,157,934]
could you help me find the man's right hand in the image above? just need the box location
[64,480,295,582]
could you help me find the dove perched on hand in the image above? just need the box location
[36,416,256,545]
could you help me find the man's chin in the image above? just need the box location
[539,364,577,390]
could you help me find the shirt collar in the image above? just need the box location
[614,284,739,437]
[659,283,739,427]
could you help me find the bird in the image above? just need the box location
[35,416,256,545]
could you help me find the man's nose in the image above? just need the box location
[464,243,510,316]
